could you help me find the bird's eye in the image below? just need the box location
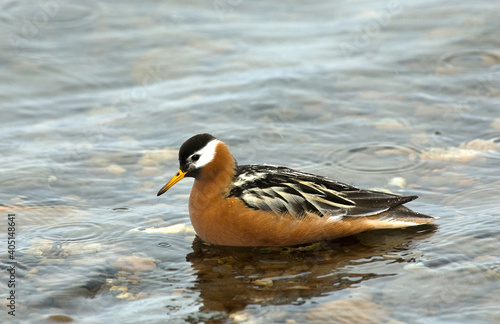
[191,154,200,161]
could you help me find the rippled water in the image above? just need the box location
[1,0,500,323]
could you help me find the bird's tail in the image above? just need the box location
[362,206,436,229]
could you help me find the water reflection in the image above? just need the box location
[186,225,437,317]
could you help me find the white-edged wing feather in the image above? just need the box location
[228,165,417,219]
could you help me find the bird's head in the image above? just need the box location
[157,133,220,196]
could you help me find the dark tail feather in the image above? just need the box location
[377,205,435,225]
[345,191,418,209]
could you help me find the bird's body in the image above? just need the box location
[157,134,434,247]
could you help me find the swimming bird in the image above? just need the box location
[157,134,434,247]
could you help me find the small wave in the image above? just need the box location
[439,50,500,71]
[327,142,424,174]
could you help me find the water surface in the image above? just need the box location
[1,0,500,323]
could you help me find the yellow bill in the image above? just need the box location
[157,169,186,196]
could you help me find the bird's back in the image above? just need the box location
[229,164,430,222]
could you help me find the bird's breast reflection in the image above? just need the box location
[185,224,436,314]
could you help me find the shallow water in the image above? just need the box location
[1,0,500,323]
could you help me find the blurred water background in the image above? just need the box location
[1,0,500,323]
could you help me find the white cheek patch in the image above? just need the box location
[193,139,220,168]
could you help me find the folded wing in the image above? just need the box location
[228,165,418,218]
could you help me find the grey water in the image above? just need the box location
[1,0,500,323]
